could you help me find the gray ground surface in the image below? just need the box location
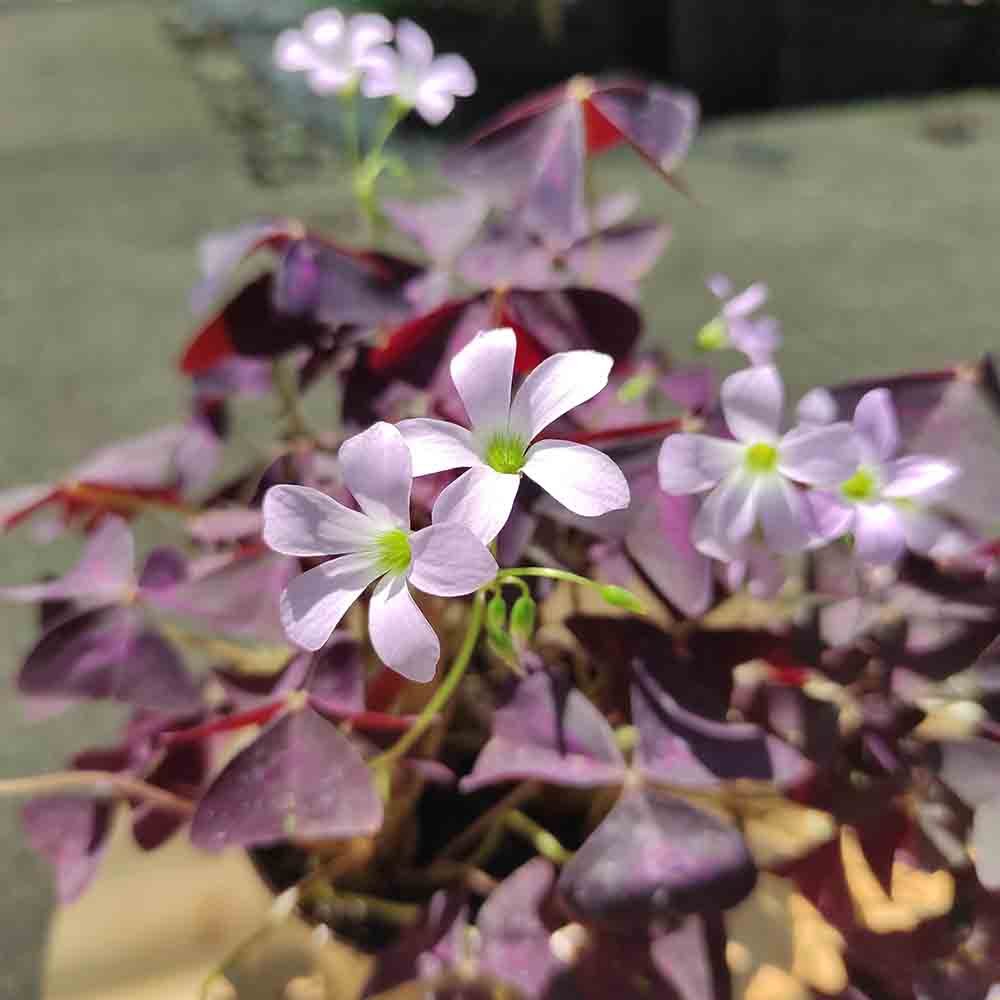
[1,2,998,996]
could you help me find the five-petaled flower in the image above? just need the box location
[805,388,960,565]
[262,422,497,681]
[658,365,859,558]
[398,327,631,544]
[362,19,476,125]
[696,274,781,366]
[274,8,393,95]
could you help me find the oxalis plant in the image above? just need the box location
[3,9,1000,1000]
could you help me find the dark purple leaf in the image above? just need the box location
[632,663,813,790]
[190,705,382,850]
[461,671,626,792]
[22,795,114,903]
[303,634,364,716]
[649,917,721,1000]
[557,787,756,931]
[213,653,311,710]
[564,221,671,301]
[361,891,469,998]
[137,546,188,591]
[132,740,205,851]
[17,607,201,715]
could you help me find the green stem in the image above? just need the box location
[499,567,646,615]
[504,810,573,865]
[338,86,362,169]
[370,590,486,770]
[352,97,411,237]
[271,358,310,439]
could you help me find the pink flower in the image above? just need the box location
[658,365,859,558]
[361,19,476,125]
[398,328,630,544]
[262,423,497,681]
[806,389,960,565]
[697,274,781,366]
[274,8,393,95]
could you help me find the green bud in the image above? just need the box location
[600,584,646,615]
[488,630,517,660]
[695,316,729,352]
[486,593,508,643]
[509,594,537,642]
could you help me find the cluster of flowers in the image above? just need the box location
[3,9,1000,1000]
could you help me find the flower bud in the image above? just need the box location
[599,584,646,615]
[509,594,537,643]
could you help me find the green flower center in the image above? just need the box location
[376,529,412,575]
[841,466,880,503]
[745,442,779,474]
[696,317,729,352]
[485,432,528,474]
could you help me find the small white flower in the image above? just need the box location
[399,328,630,544]
[262,423,497,681]
[274,8,393,95]
[361,19,476,125]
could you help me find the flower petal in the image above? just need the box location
[414,88,456,126]
[723,282,767,318]
[882,455,959,500]
[796,387,837,426]
[853,388,898,463]
[424,54,476,98]
[522,441,630,518]
[308,65,354,95]
[720,365,783,443]
[409,523,498,597]
[273,29,316,72]
[691,474,758,559]
[756,476,813,553]
[397,418,480,476]
[368,575,439,682]
[303,9,345,47]
[509,351,614,442]
[359,47,398,97]
[262,484,376,557]
[432,465,521,544]
[853,502,906,565]
[338,422,412,529]
[347,13,393,61]
[280,554,382,651]
[395,18,434,69]
[778,422,859,485]
[449,327,516,432]
[706,274,732,300]
[657,433,742,494]
[804,489,856,542]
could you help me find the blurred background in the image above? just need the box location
[2,0,1000,996]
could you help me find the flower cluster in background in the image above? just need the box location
[2,10,1000,1000]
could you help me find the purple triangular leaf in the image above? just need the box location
[131,740,205,851]
[190,705,382,850]
[557,788,756,930]
[565,221,671,301]
[649,917,721,1000]
[303,635,364,716]
[461,672,626,792]
[632,663,812,790]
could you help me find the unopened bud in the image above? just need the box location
[599,584,646,615]
[509,594,537,642]
[486,593,508,643]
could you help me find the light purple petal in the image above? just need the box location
[395,18,434,68]
[882,455,960,500]
[397,418,480,476]
[308,64,354,94]
[348,13,393,61]
[0,514,134,605]
[720,365,782,443]
[280,554,382,651]
[730,316,780,366]
[853,502,906,565]
[368,575,439,682]
[691,474,757,558]
[408,523,497,597]
[359,47,399,98]
[414,88,456,126]
[796,386,837,426]
[804,489,856,542]
[756,476,813,553]
[854,388,899,463]
[723,282,767,318]
[899,506,959,557]
[521,440,629,518]
[424,54,476,97]
[657,433,742,494]
[262,484,376,557]
[432,466,521,544]
[778,421,859,485]
[338,422,412,529]
[302,9,345,46]
[449,327,515,432]
[273,29,316,72]
[508,350,613,442]
[706,274,732,300]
